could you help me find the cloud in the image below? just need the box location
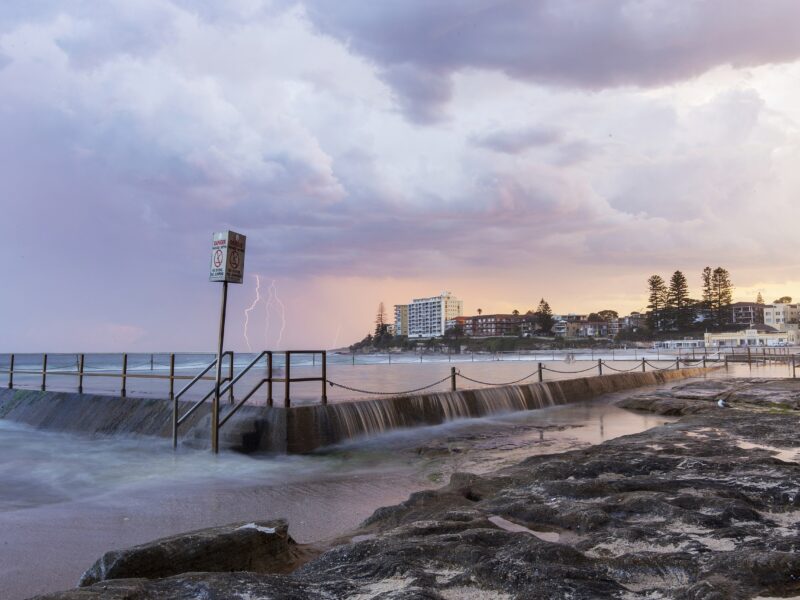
[305,0,800,121]
[1,1,800,350]
[473,126,563,154]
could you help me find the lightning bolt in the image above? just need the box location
[243,275,262,352]
[270,280,286,349]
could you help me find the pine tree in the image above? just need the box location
[756,292,764,305]
[711,268,733,327]
[535,298,554,334]
[701,267,713,316]
[374,302,388,337]
[646,275,668,331]
[668,270,691,330]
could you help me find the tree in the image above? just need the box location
[596,310,618,321]
[701,267,713,316]
[535,298,554,334]
[477,308,483,316]
[374,302,389,337]
[646,275,668,331]
[512,309,520,316]
[667,270,692,330]
[710,268,733,327]
[773,296,792,304]
[756,292,764,305]
[587,313,602,322]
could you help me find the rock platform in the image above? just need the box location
[35,378,800,599]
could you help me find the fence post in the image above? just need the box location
[450,366,457,392]
[121,353,128,397]
[321,352,328,404]
[747,347,752,365]
[725,354,729,371]
[227,352,234,405]
[538,362,543,382]
[702,355,707,369]
[168,354,175,399]
[267,352,273,406]
[9,353,14,389]
[284,351,291,408]
[642,358,646,373]
[793,355,797,379]
[597,359,603,375]
[675,358,680,370]
[41,353,48,391]
[78,353,85,393]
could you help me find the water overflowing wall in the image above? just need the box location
[278,368,707,453]
[0,368,708,453]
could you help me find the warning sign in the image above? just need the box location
[209,230,246,284]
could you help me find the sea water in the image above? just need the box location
[0,389,674,599]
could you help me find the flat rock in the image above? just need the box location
[77,519,300,587]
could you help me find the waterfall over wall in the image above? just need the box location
[0,368,709,453]
[280,368,708,453]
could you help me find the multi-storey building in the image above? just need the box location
[457,314,521,337]
[730,302,764,326]
[407,292,463,338]
[393,304,409,337]
[705,327,797,347]
[763,303,799,332]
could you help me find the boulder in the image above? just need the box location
[78,519,298,587]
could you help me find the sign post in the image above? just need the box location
[209,230,246,453]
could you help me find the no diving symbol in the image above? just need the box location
[229,249,240,269]
[213,249,223,268]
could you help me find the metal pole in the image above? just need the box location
[675,358,680,370]
[150,354,154,370]
[41,353,47,391]
[121,353,128,397]
[78,354,85,393]
[212,280,228,454]
[228,351,234,405]
[321,352,327,404]
[793,355,797,379]
[170,353,177,450]
[284,351,291,407]
[642,358,646,373]
[702,355,707,369]
[267,353,273,406]
[597,358,602,375]
[8,353,14,389]
[169,354,175,399]
[538,362,543,382]
[450,366,456,391]
[725,354,729,371]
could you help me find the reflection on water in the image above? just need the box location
[1,388,674,599]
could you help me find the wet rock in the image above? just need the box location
[39,378,800,599]
[77,519,301,587]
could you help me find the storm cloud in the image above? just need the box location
[1,0,799,350]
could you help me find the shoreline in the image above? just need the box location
[35,377,800,599]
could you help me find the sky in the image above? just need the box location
[2,0,800,352]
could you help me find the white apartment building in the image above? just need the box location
[705,328,797,347]
[763,303,799,332]
[407,292,463,338]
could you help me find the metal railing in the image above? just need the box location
[0,352,232,397]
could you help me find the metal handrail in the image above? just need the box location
[218,351,270,398]
[175,352,231,401]
[172,351,234,448]
[219,379,269,429]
